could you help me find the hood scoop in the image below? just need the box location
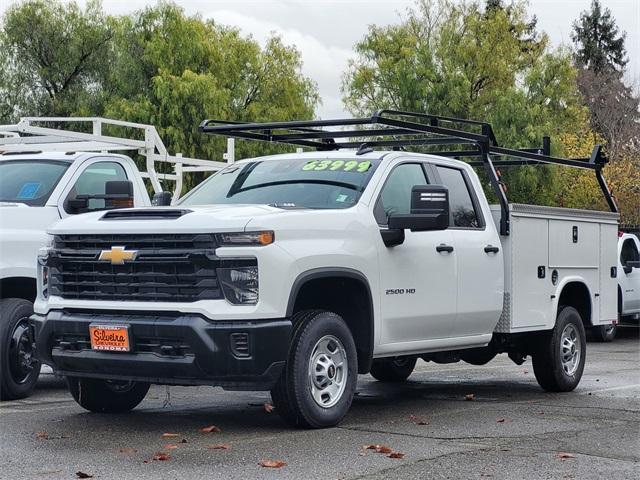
[101,209,192,220]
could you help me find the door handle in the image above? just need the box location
[436,244,454,253]
[484,245,500,254]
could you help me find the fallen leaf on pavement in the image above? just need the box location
[162,432,180,438]
[200,425,221,433]
[207,444,230,450]
[364,445,393,454]
[180,438,188,443]
[35,431,48,440]
[557,452,575,460]
[496,418,506,423]
[465,394,475,401]
[75,472,93,479]
[164,444,179,449]
[259,459,287,468]
[152,452,171,461]
[264,403,275,413]
[388,452,405,459]
[409,415,429,425]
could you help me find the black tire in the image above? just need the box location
[0,298,41,400]
[532,306,586,392]
[369,356,417,382]
[591,324,617,342]
[270,310,358,429]
[66,377,150,413]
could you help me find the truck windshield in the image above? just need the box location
[180,158,380,209]
[0,160,69,206]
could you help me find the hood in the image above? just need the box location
[0,204,61,231]
[48,204,289,235]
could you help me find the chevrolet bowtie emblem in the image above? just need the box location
[98,246,139,265]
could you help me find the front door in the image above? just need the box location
[374,162,458,348]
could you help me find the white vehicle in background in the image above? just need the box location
[0,117,230,400]
[592,231,640,341]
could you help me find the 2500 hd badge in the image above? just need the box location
[385,288,416,295]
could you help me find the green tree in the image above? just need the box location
[342,0,586,205]
[0,0,113,121]
[571,0,627,74]
[104,3,319,188]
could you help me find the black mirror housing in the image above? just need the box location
[152,191,173,206]
[388,185,449,232]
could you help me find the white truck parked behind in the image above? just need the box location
[30,111,619,428]
[0,117,230,399]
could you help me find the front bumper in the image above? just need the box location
[30,310,291,390]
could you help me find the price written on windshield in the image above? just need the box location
[302,160,372,173]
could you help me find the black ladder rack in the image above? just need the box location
[199,109,618,235]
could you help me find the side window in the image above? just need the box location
[375,163,428,224]
[621,239,640,265]
[65,161,128,213]
[435,166,481,228]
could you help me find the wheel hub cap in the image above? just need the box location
[308,335,348,408]
[560,324,581,376]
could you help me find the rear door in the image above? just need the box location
[432,164,503,337]
[374,161,458,347]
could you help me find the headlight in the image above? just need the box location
[216,231,274,246]
[217,266,259,305]
[37,247,51,300]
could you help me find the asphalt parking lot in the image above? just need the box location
[1,327,638,480]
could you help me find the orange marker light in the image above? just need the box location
[258,231,274,245]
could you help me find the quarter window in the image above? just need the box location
[435,166,480,228]
[375,163,428,224]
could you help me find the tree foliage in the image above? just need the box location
[0,0,112,120]
[0,1,319,190]
[342,0,587,205]
[571,0,627,74]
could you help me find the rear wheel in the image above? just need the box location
[369,356,417,382]
[67,377,150,413]
[0,298,41,400]
[591,324,616,342]
[532,306,586,392]
[270,310,357,428]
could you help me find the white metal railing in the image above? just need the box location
[0,117,234,202]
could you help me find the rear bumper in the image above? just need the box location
[30,310,291,390]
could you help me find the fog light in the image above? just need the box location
[217,266,259,305]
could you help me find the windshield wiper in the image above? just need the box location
[267,203,308,209]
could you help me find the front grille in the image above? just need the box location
[49,234,227,302]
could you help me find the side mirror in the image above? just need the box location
[104,180,134,209]
[152,191,173,206]
[382,185,449,247]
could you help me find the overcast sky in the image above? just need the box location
[2,0,638,118]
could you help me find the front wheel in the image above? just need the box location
[532,306,586,392]
[370,356,417,382]
[591,324,616,342]
[67,377,150,413]
[1,298,41,400]
[271,310,358,428]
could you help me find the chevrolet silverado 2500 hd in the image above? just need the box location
[0,117,228,400]
[30,112,619,428]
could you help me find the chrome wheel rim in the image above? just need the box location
[560,324,581,376]
[308,335,348,408]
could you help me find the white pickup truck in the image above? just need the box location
[593,232,640,341]
[0,117,228,400]
[30,112,620,428]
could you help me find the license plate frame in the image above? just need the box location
[89,324,131,352]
